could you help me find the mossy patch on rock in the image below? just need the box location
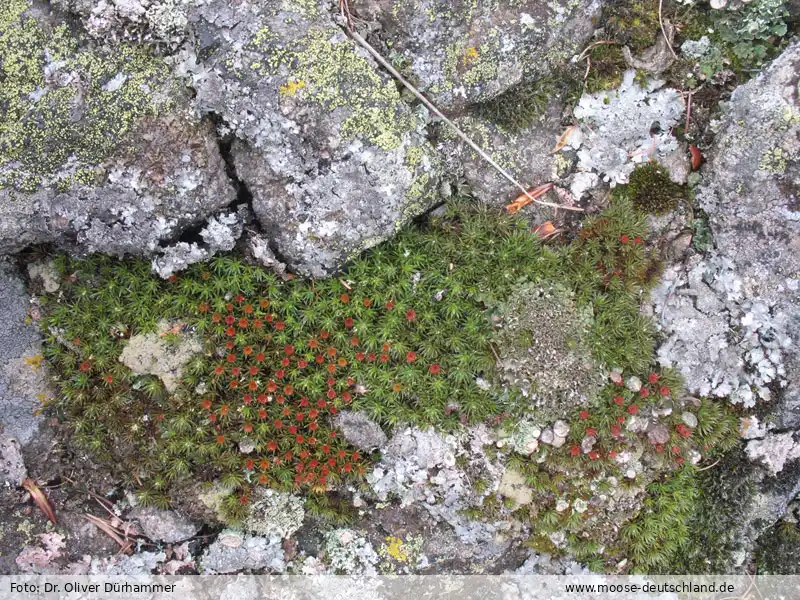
[492,282,604,417]
[626,162,685,215]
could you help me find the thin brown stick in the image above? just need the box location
[696,458,721,472]
[658,0,679,59]
[684,89,693,134]
[344,29,583,212]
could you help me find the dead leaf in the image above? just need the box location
[532,221,556,239]
[84,514,133,554]
[505,183,554,214]
[22,478,57,524]
[689,145,703,170]
[552,125,578,153]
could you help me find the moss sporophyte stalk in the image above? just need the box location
[39,197,738,555]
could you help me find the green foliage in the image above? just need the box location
[473,74,578,131]
[712,0,790,69]
[40,196,673,516]
[625,163,684,216]
[605,1,661,53]
[618,468,700,573]
[669,447,757,573]
[757,518,800,574]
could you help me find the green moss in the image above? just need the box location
[604,0,660,54]
[618,468,700,573]
[757,519,800,574]
[624,162,684,215]
[0,0,174,191]
[473,75,577,132]
[39,194,682,533]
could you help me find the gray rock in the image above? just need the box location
[436,111,567,206]
[201,532,285,574]
[552,420,570,438]
[540,428,554,445]
[651,42,800,565]
[359,0,601,111]
[0,2,236,260]
[0,435,27,486]
[655,41,800,415]
[334,411,388,451]
[128,506,199,543]
[183,1,443,276]
[0,261,46,445]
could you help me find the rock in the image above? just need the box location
[0,435,27,486]
[128,506,200,543]
[243,489,304,539]
[118,320,202,392]
[567,70,684,186]
[580,436,596,454]
[540,428,554,445]
[436,111,566,205]
[0,1,236,261]
[555,498,570,512]
[201,532,285,574]
[0,261,47,444]
[551,435,566,449]
[681,412,698,428]
[359,0,600,111]
[499,469,533,506]
[746,433,800,477]
[26,260,60,294]
[625,376,642,393]
[552,420,570,438]
[651,42,800,565]
[334,411,388,451]
[184,1,443,277]
[646,423,670,446]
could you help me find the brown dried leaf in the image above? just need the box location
[22,478,57,524]
[552,125,578,153]
[532,221,556,239]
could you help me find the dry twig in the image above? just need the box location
[658,0,679,59]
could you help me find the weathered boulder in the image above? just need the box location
[651,41,800,565]
[358,0,601,111]
[0,261,47,445]
[0,0,236,260]
[184,0,443,277]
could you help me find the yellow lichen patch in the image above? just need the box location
[463,46,480,66]
[280,79,306,96]
[384,536,409,562]
[24,354,44,370]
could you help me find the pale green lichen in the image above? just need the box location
[758,147,790,173]
[0,0,174,192]
[248,26,415,151]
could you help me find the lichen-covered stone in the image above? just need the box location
[201,531,285,574]
[182,1,443,276]
[118,320,202,392]
[0,0,236,258]
[567,70,685,187]
[359,0,601,111]
[435,110,566,206]
[654,41,800,416]
[243,489,304,539]
[128,506,200,543]
[334,411,388,451]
